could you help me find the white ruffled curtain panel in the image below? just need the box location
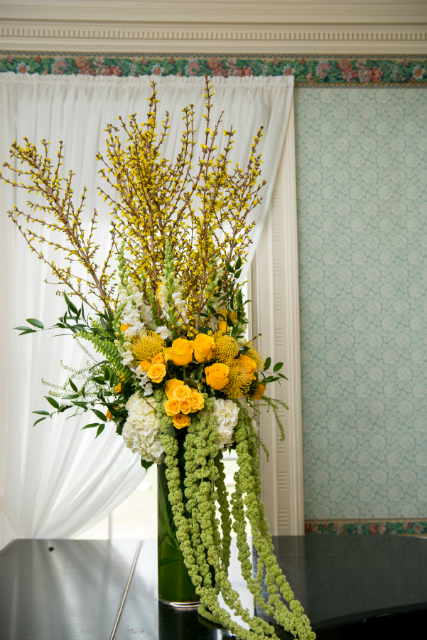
[0,73,293,549]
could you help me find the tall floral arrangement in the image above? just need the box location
[1,80,314,640]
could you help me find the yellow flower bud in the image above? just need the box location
[251,382,266,401]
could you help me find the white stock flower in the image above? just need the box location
[143,382,153,396]
[121,352,134,366]
[122,393,163,464]
[156,325,171,340]
[117,279,153,378]
[213,398,240,450]
[157,282,170,315]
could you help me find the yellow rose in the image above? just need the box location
[165,378,184,399]
[179,398,193,414]
[166,338,194,366]
[252,383,266,401]
[205,362,229,390]
[152,353,165,365]
[114,382,122,393]
[172,414,191,429]
[173,384,192,402]
[190,391,205,412]
[164,399,181,416]
[239,355,257,380]
[120,323,130,332]
[140,361,151,372]
[147,363,166,384]
[192,333,215,362]
[106,410,113,421]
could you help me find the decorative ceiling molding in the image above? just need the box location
[1,1,426,54]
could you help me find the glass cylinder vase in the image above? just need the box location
[157,462,200,608]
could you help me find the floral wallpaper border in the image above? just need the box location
[1,53,427,86]
[305,520,427,535]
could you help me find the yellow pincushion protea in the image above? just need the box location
[211,332,239,366]
[131,330,164,365]
[245,345,264,372]
[225,356,255,398]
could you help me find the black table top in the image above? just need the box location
[1,535,426,639]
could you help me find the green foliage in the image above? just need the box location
[260,359,288,386]
[156,392,314,640]
[76,329,132,383]
[261,396,288,444]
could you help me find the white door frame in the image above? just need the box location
[249,98,304,535]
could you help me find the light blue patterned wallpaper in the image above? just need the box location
[295,88,427,520]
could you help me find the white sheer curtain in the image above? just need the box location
[0,73,293,549]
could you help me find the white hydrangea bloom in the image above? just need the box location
[122,393,163,463]
[213,398,240,450]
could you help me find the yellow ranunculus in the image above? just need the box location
[166,338,194,366]
[172,414,191,429]
[239,355,257,380]
[147,363,167,384]
[152,353,165,365]
[140,361,151,372]
[165,378,184,399]
[205,362,229,391]
[190,390,205,412]
[114,382,122,394]
[252,382,266,401]
[192,333,215,362]
[179,398,192,414]
[164,399,181,416]
[173,384,192,402]
[120,323,130,332]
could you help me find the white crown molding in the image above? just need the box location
[1,23,426,55]
[1,1,426,54]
